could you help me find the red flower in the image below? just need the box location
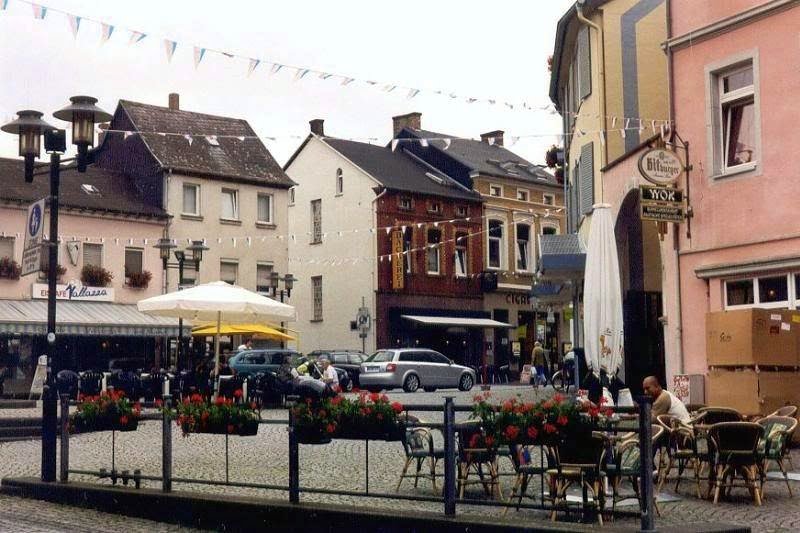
[250,402,258,410]
[119,415,129,425]
[364,407,372,416]
[603,408,614,418]
[234,389,243,399]
[553,393,564,403]
[469,434,481,448]
[501,400,514,412]
[227,424,235,434]
[527,426,539,440]
[484,435,495,448]
[182,398,190,406]
[154,399,163,408]
[370,392,380,403]
[588,407,600,418]
[544,423,557,434]
[351,387,361,393]
[325,423,336,434]
[190,393,203,404]
[556,415,568,426]
[381,394,389,402]
[503,425,520,441]
[598,395,607,405]
[542,400,554,410]
[473,394,483,403]
[215,396,225,406]
[391,402,403,414]
[201,412,209,421]
[331,396,343,405]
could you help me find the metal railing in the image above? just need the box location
[57,394,656,531]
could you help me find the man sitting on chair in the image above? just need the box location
[643,375,690,424]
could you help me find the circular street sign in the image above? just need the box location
[638,148,683,185]
[28,203,42,237]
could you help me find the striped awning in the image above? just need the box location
[0,299,181,337]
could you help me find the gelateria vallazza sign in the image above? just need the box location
[32,282,114,302]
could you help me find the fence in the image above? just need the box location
[58,394,656,531]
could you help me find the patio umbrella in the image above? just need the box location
[137,281,296,390]
[582,204,624,379]
[191,322,295,342]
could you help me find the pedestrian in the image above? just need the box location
[532,341,549,386]
[237,338,253,352]
[318,357,339,393]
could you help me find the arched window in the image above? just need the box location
[335,168,343,195]
[487,219,504,269]
[516,223,531,272]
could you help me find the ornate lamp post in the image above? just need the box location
[2,96,112,483]
[269,272,296,347]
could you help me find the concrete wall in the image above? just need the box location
[285,137,378,353]
[0,205,165,304]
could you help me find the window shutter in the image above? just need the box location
[579,143,594,215]
[578,27,592,100]
[569,166,580,229]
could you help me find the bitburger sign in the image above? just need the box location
[638,148,683,186]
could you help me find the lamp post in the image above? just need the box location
[269,272,295,347]
[2,96,112,483]
[154,238,208,369]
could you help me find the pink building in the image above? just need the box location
[0,159,175,394]
[666,0,800,375]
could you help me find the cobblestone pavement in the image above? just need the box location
[1,385,799,532]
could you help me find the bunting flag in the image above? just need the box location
[247,58,260,76]
[598,130,606,147]
[184,134,193,146]
[129,30,146,45]
[341,77,355,86]
[100,23,114,44]
[269,63,283,75]
[318,72,333,80]
[419,139,429,148]
[163,39,177,62]
[407,88,420,99]
[67,14,81,38]
[31,3,47,19]
[390,139,399,152]
[193,46,206,68]
[442,139,451,150]
[293,68,310,81]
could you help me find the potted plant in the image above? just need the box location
[70,390,141,433]
[81,264,113,287]
[0,257,21,280]
[170,392,260,437]
[126,270,152,289]
[291,398,338,445]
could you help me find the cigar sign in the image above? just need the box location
[638,148,683,186]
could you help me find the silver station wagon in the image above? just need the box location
[359,348,476,393]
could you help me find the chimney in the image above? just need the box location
[480,130,504,147]
[168,93,180,111]
[392,112,422,137]
[309,119,325,136]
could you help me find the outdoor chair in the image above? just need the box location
[218,375,245,399]
[504,444,548,515]
[546,432,609,525]
[141,371,170,401]
[77,371,103,397]
[696,407,743,425]
[656,414,709,498]
[456,423,502,500]
[708,421,764,506]
[606,425,664,519]
[396,421,445,494]
[55,370,79,400]
[107,372,141,401]
[768,405,798,419]
[756,415,798,497]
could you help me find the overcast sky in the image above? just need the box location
[0,0,573,166]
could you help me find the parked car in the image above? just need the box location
[229,349,299,377]
[307,350,368,389]
[359,348,476,393]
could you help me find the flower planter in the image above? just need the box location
[335,423,404,441]
[182,419,259,436]
[294,425,332,445]
[73,417,139,434]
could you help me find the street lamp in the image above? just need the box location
[2,95,111,483]
[268,272,295,347]
[153,238,209,368]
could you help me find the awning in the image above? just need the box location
[538,234,586,280]
[0,299,181,336]
[401,315,514,328]
[191,323,295,341]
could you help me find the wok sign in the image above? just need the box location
[639,185,684,223]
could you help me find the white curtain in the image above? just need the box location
[583,204,624,376]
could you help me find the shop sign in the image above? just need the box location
[391,229,404,290]
[21,198,46,277]
[640,185,685,223]
[32,282,114,302]
[638,148,683,185]
[505,292,531,306]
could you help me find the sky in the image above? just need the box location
[0,0,574,166]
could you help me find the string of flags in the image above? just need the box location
[3,0,554,113]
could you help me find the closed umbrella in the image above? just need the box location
[138,281,296,392]
[582,204,624,378]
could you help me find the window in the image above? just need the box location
[398,197,412,210]
[455,205,468,217]
[310,199,322,243]
[427,201,441,214]
[256,263,273,293]
[220,260,238,285]
[182,183,200,215]
[289,187,295,206]
[488,219,503,269]
[454,231,467,277]
[124,248,143,278]
[426,229,441,275]
[403,227,414,274]
[429,352,450,364]
[543,194,555,206]
[516,224,531,272]
[221,188,239,220]
[0,237,13,260]
[257,194,273,224]
[542,225,558,236]
[724,276,791,309]
[758,276,788,304]
[348,354,365,364]
[312,276,322,321]
[516,189,529,202]
[83,243,103,268]
[489,184,503,197]
[335,168,343,195]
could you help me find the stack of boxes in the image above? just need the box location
[706,308,800,416]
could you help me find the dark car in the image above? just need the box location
[229,349,299,377]
[307,350,367,389]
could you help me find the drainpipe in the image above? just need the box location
[576,0,608,172]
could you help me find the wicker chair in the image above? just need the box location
[607,425,664,519]
[396,424,445,493]
[756,415,798,497]
[456,423,502,500]
[708,422,764,505]
[656,414,709,498]
[696,407,742,425]
[546,432,609,525]
[504,444,547,514]
[768,405,798,418]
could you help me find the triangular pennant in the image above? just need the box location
[442,139,451,150]
[67,15,82,39]
[247,58,260,76]
[510,136,520,146]
[205,135,217,144]
[193,47,206,68]
[293,68,310,81]
[391,139,399,152]
[639,119,646,134]
[651,120,657,134]
[100,23,114,44]
[467,98,478,104]
[599,130,606,146]
[420,139,429,148]
[270,63,283,75]
[237,136,245,141]
[385,227,392,234]
[318,72,333,80]
[382,84,396,92]
[184,134,193,146]
[407,88,420,99]
[129,31,146,45]
[124,131,133,140]
[163,39,177,62]
[32,3,47,19]
[340,77,355,86]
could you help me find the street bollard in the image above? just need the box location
[637,396,656,532]
[162,395,172,492]
[288,408,299,504]
[59,394,70,483]
[443,396,456,516]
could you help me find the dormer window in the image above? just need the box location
[398,197,412,210]
[489,184,503,197]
